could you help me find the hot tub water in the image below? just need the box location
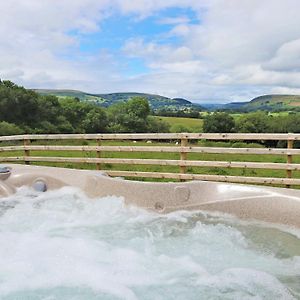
[0,187,299,299]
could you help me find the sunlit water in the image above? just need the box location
[0,187,299,300]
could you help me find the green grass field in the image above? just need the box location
[1,114,296,184]
[154,116,203,132]
[1,139,298,185]
[155,113,295,134]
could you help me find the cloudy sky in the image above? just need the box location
[1,0,300,103]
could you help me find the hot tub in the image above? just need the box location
[0,179,299,299]
[1,164,300,228]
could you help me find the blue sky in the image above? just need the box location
[1,0,300,103]
[77,7,198,48]
[72,7,198,76]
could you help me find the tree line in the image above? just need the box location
[0,80,170,136]
[2,80,300,137]
[153,107,201,118]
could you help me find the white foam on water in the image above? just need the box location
[0,187,299,300]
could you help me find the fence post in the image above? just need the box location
[180,137,188,181]
[286,138,294,188]
[96,139,101,170]
[24,138,31,165]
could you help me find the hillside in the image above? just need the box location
[34,89,203,111]
[246,95,300,110]
[222,94,300,111]
[34,89,300,112]
[34,89,107,105]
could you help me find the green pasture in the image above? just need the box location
[1,139,299,184]
[154,116,203,132]
[268,111,291,117]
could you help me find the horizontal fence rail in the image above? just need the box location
[1,156,300,171]
[1,133,300,187]
[1,132,300,141]
[2,145,300,155]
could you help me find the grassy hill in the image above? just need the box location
[34,89,300,112]
[246,95,300,110]
[224,95,300,111]
[34,89,203,111]
[34,89,107,105]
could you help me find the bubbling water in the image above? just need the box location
[0,187,299,300]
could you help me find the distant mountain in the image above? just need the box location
[200,103,239,110]
[34,89,107,105]
[219,95,300,112]
[245,95,300,110]
[34,89,300,112]
[201,103,223,110]
[171,97,193,105]
[94,92,198,109]
[34,89,204,111]
[222,102,246,110]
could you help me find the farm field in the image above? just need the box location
[154,112,294,133]
[1,139,299,184]
[154,116,203,132]
[153,113,280,133]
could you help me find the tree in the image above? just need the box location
[37,95,61,124]
[236,112,269,133]
[59,97,107,133]
[203,112,235,133]
[0,80,40,127]
[0,81,111,134]
[147,116,170,133]
[108,97,151,133]
[265,113,300,148]
[82,107,108,133]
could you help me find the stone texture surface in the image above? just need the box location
[1,164,300,228]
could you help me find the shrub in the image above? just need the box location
[0,121,23,136]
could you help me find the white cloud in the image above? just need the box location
[169,24,192,37]
[114,0,199,17]
[263,39,300,72]
[123,38,194,65]
[1,0,300,102]
[120,0,300,101]
[271,86,300,95]
[158,16,191,25]
[0,0,113,90]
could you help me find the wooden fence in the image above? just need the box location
[1,133,300,186]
